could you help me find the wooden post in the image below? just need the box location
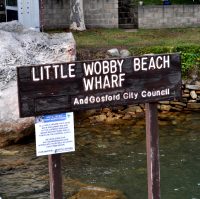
[48,154,63,199]
[145,103,161,199]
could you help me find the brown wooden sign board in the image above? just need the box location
[17,53,181,118]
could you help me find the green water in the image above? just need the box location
[0,112,199,198]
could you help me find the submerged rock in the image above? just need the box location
[64,178,126,199]
[69,187,126,199]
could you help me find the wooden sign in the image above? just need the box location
[17,53,181,117]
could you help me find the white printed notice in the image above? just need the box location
[35,112,75,156]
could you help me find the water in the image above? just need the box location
[0,112,199,198]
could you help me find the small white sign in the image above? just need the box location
[35,112,75,156]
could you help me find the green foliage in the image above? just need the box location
[129,45,200,77]
[176,46,200,76]
[129,46,174,55]
[140,0,199,5]
[141,0,162,5]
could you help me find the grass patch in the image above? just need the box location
[73,28,200,49]
[73,28,200,78]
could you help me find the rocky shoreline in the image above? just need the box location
[79,81,200,125]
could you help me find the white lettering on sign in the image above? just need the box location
[32,63,76,81]
[72,88,171,106]
[123,92,138,100]
[83,74,125,91]
[141,88,170,98]
[133,55,170,72]
[83,60,123,76]
[83,59,125,91]
[73,93,121,105]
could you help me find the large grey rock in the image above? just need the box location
[0,21,76,147]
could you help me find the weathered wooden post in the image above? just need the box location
[145,103,160,199]
[48,154,63,199]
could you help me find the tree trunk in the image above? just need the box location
[70,0,86,31]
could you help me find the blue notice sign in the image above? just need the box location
[36,113,67,123]
[35,112,75,156]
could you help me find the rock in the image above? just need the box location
[107,48,120,57]
[195,80,200,86]
[0,21,76,147]
[188,100,197,103]
[195,90,200,94]
[112,106,125,111]
[105,116,123,125]
[102,108,111,113]
[125,105,143,113]
[0,149,19,156]
[139,104,145,109]
[185,84,200,90]
[135,106,143,113]
[106,111,113,117]
[0,159,25,168]
[0,81,35,147]
[174,105,184,110]
[187,103,200,109]
[182,93,190,98]
[92,114,107,122]
[182,79,187,85]
[157,104,161,110]
[169,101,187,107]
[181,98,188,103]
[120,49,131,58]
[190,90,197,99]
[160,105,171,111]
[159,101,170,104]
[122,113,132,120]
[64,178,126,199]
[0,21,24,32]
[171,106,183,111]
[183,89,190,93]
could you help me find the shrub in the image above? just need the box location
[135,0,200,5]
[129,45,200,78]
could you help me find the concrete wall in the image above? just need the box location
[43,0,118,30]
[84,0,118,28]
[138,5,200,29]
[42,2,200,30]
[42,0,70,30]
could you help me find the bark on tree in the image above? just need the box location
[70,0,86,31]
